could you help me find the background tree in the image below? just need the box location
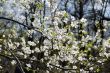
[0,0,110,73]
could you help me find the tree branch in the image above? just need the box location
[7,48,25,73]
[0,17,29,28]
[102,16,110,21]
[0,16,44,35]
[49,64,76,71]
[0,53,76,71]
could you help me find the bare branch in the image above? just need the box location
[49,64,76,71]
[0,53,76,71]
[0,16,44,35]
[7,48,25,73]
[102,16,110,21]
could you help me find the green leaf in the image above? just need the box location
[96,68,100,72]
[64,13,68,18]
[35,2,43,10]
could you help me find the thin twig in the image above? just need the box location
[49,64,76,71]
[0,16,43,34]
[7,48,25,73]
[0,53,76,71]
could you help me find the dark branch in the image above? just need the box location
[102,16,110,21]
[0,53,76,71]
[0,16,29,28]
[0,16,43,35]
[49,64,76,71]
[8,48,25,73]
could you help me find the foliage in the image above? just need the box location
[0,0,110,73]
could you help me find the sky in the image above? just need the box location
[2,0,110,19]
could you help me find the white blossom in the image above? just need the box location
[73,66,77,69]
[80,18,87,23]
[28,41,36,46]
[21,37,26,46]
[17,51,24,56]
[26,63,31,68]
[11,60,17,65]
[34,47,40,52]
[89,67,93,71]
[0,66,2,69]
[78,56,85,61]
[22,47,31,54]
